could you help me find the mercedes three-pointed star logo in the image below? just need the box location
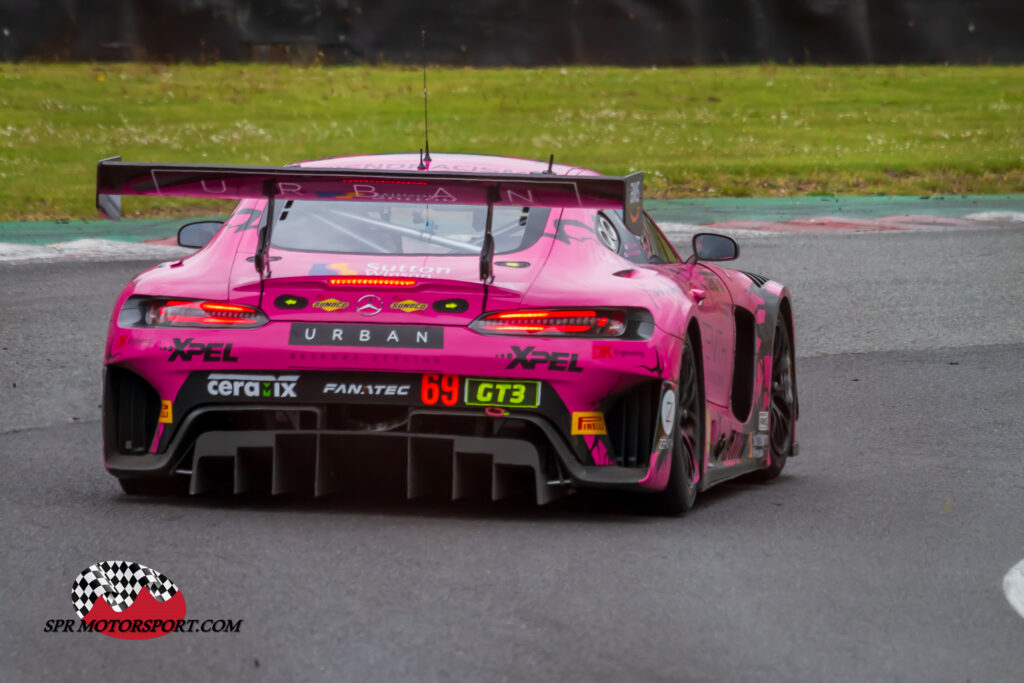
[357,294,383,316]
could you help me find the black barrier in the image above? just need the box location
[2,0,1023,64]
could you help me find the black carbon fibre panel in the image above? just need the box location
[188,430,570,505]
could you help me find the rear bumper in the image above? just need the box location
[103,322,682,499]
[108,405,651,503]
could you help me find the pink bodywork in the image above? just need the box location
[104,153,794,491]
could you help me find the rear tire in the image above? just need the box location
[757,318,796,480]
[118,477,188,496]
[651,337,703,516]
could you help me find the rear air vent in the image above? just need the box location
[739,271,770,288]
[107,368,160,454]
[731,308,756,422]
[605,380,662,468]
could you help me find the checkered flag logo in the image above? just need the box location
[71,561,179,619]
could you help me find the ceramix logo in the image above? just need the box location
[206,373,298,398]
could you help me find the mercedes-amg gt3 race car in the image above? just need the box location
[97,152,798,514]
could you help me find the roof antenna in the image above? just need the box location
[546,153,555,174]
[418,29,431,170]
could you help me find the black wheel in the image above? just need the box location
[118,477,188,496]
[652,337,703,516]
[758,318,796,480]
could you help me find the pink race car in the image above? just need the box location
[97,152,798,514]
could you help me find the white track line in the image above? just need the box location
[0,239,190,263]
[660,222,796,240]
[663,214,1024,239]
[965,211,1024,223]
[1004,557,1024,620]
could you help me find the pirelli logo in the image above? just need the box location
[571,411,607,435]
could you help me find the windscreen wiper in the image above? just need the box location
[479,186,499,284]
[254,182,274,278]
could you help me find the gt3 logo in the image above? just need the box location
[206,374,298,398]
[505,346,582,373]
[168,338,238,362]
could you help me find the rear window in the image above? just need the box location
[269,200,550,255]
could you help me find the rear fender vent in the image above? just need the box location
[731,308,756,422]
[107,368,161,454]
[605,380,662,468]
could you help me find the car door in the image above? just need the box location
[639,213,736,409]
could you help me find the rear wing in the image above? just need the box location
[95,157,645,232]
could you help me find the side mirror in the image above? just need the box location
[177,221,222,249]
[691,232,738,262]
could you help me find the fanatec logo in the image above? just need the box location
[357,295,383,316]
[323,383,411,396]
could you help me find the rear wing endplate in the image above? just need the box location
[96,156,645,232]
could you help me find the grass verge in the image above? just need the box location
[1,63,1022,219]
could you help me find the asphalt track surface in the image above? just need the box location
[2,222,1023,681]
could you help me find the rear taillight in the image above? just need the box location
[470,309,627,337]
[328,277,416,287]
[141,299,267,328]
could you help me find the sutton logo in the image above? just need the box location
[367,262,452,277]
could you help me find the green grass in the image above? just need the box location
[1,63,1022,220]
